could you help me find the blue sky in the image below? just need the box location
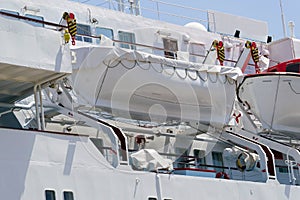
[165,0,299,40]
[75,0,299,40]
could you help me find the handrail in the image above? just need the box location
[239,129,300,175]
[149,0,207,13]
[143,0,209,24]
[79,33,253,65]
[141,7,207,23]
[0,10,66,29]
[0,10,252,66]
[79,0,210,25]
[0,125,89,137]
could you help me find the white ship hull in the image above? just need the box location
[1,0,300,199]
[2,127,300,200]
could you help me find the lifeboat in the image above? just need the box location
[72,46,243,128]
[238,59,300,137]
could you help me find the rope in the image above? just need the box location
[187,70,198,81]
[175,68,188,80]
[94,67,109,107]
[102,53,238,85]
[208,73,218,83]
[103,60,121,68]
[198,71,208,82]
[136,61,151,70]
[163,64,175,76]
[151,63,164,73]
[120,60,137,69]
[288,82,300,94]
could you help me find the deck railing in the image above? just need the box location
[0,9,256,67]
[72,0,214,30]
[142,0,209,25]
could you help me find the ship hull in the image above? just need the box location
[1,127,300,200]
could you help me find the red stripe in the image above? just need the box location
[174,168,216,173]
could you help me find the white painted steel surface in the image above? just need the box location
[1,128,300,199]
[238,74,300,137]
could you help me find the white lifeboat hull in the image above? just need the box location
[238,73,300,137]
[72,46,243,128]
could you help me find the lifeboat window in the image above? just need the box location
[118,31,136,50]
[76,24,92,43]
[212,152,224,172]
[163,38,178,59]
[45,190,56,200]
[286,62,300,73]
[96,27,114,44]
[24,14,44,27]
[63,191,74,200]
[148,198,157,200]
[0,9,19,19]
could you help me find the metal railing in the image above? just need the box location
[0,10,207,63]
[71,0,212,28]
[79,33,208,61]
[0,10,66,29]
[145,0,208,23]
[0,10,254,67]
[76,33,256,67]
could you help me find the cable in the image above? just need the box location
[136,61,151,70]
[104,60,121,68]
[288,82,300,94]
[93,67,109,107]
[198,71,208,82]
[120,60,137,69]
